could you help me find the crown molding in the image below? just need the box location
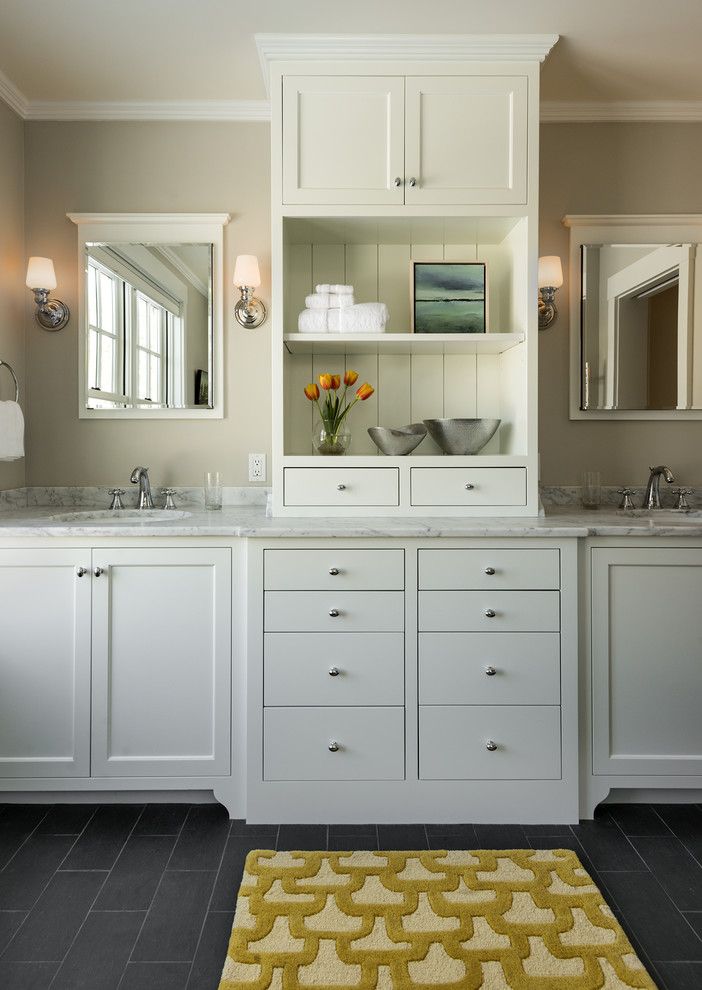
[256,33,559,92]
[563,213,702,228]
[542,100,702,122]
[67,212,231,225]
[155,246,209,296]
[0,67,28,118]
[24,99,270,121]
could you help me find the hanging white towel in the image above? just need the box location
[328,302,389,333]
[0,400,24,460]
[305,292,355,310]
[298,309,328,333]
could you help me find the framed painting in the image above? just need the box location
[411,261,488,334]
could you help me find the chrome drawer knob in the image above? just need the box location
[337,484,346,491]
[393,176,402,187]
[408,177,417,187]
[486,739,498,752]
[464,483,475,490]
[484,666,497,676]
[484,566,496,575]
[329,567,339,576]
[328,666,340,677]
[328,740,340,752]
[76,567,87,577]
[94,567,104,577]
[484,608,496,618]
[329,608,340,617]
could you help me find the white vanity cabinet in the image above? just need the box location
[586,545,702,809]
[282,73,527,206]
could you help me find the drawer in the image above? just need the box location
[420,705,561,779]
[419,590,559,632]
[419,548,559,591]
[419,632,560,705]
[265,632,404,706]
[284,468,399,507]
[264,706,405,780]
[264,549,404,591]
[265,591,404,632]
[411,467,526,507]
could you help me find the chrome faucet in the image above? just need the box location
[130,466,155,509]
[643,465,675,509]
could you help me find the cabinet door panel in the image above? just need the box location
[592,548,702,775]
[0,550,91,777]
[283,76,405,205]
[91,548,231,777]
[405,76,527,205]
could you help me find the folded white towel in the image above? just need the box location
[298,308,328,333]
[0,400,24,460]
[328,302,389,334]
[315,284,354,295]
[305,292,354,310]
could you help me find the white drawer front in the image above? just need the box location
[265,591,405,632]
[419,548,559,591]
[420,705,561,780]
[264,707,405,780]
[419,590,559,632]
[419,632,560,706]
[285,468,399,507]
[411,467,526,507]
[264,549,404,591]
[265,633,404,707]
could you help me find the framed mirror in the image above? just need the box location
[69,213,229,418]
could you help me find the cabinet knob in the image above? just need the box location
[93,567,104,577]
[484,566,496,575]
[484,665,497,676]
[328,740,340,752]
[329,567,340,576]
[408,177,417,187]
[328,666,340,677]
[76,567,87,577]
[485,739,498,752]
[336,484,346,491]
[464,483,475,490]
[393,176,402,187]
[329,608,340,617]
[484,608,496,618]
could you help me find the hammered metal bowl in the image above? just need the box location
[423,418,501,455]
[368,423,427,456]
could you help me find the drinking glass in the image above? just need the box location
[204,471,223,511]
[582,471,602,510]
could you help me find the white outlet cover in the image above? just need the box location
[249,453,266,482]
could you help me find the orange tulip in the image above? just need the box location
[344,370,359,386]
[329,374,341,390]
[319,373,333,390]
[303,383,320,401]
[356,382,374,401]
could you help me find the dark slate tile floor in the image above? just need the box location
[0,801,700,989]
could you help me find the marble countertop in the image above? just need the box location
[1,504,702,538]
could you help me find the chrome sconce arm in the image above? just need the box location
[537,255,563,331]
[233,254,266,329]
[26,257,70,331]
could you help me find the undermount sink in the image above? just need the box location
[48,509,192,523]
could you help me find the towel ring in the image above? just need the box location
[0,361,19,402]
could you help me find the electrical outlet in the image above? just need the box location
[248,453,266,482]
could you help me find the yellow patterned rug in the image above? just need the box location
[218,849,657,989]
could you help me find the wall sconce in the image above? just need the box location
[233,254,266,329]
[538,255,563,331]
[26,257,70,331]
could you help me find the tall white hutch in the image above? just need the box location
[259,34,557,516]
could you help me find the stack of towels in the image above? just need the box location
[298,284,389,334]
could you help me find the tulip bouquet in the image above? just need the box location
[304,370,374,455]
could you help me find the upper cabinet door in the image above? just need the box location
[404,76,528,205]
[283,76,405,205]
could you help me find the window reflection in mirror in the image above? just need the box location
[84,243,212,410]
[580,243,693,411]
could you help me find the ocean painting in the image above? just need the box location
[412,262,487,334]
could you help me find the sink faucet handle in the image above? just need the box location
[108,488,125,511]
[673,487,693,510]
[617,488,636,510]
[162,488,178,510]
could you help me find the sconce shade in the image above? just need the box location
[233,254,261,288]
[538,255,563,289]
[26,256,57,291]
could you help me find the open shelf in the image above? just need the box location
[284,332,525,356]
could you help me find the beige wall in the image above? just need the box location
[24,121,271,487]
[539,122,702,485]
[0,101,25,490]
[20,118,702,488]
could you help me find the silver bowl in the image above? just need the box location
[423,418,501,455]
[368,423,427,456]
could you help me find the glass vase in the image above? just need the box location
[312,422,351,456]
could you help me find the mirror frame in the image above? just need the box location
[564,214,702,420]
[68,212,230,419]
